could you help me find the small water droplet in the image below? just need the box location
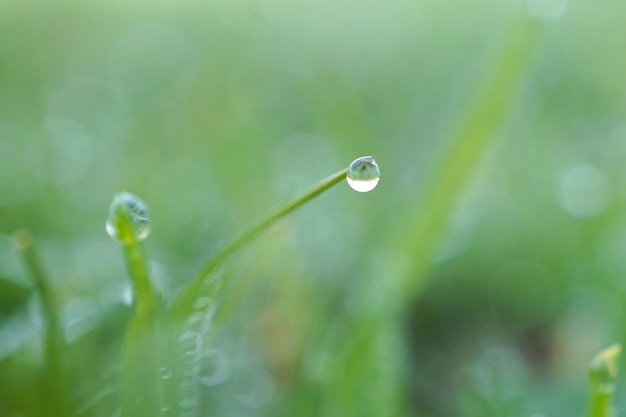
[346,156,380,193]
[178,397,199,409]
[193,296,214,312]
[186,312,205,325]
[121,285,133,306]
[178,331,202,356]
[199,350,230,387]
[106,191,151,244]
[159,367,172,380]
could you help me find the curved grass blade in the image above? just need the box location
[160,167,347,416]
[168,167,348,321]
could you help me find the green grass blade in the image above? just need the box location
[122,316,162,417]
[161,167,348,415]
[121,239,158,319]
[108,190,163,417]
[119,241,162,417]
[168,167,348,320]
[13,230,68,417]
[398,17,541,299]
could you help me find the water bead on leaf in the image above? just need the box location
[158,367,172,380]
[106,191,151,244]
[347,156,380,192]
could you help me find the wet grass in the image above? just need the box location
[1,1,626,416]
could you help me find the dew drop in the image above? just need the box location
[121,285,133,306]
[178,331,202,356]
[346,156,380,192]
[106,191,151,244]
[199,349,230,387]
[186,312,206,326]
[178,396,199,410]
[193,297,213,311]
[159,367,172,380]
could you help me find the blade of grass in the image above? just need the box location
[398,16,541,300]
[13,230,68,417]
[161,168,347,415]
[168,167,348,321]
[108,190,163,417]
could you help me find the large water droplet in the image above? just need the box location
[106,191,151,244]
[347,156,380,193]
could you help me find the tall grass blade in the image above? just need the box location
[398,17,541,299]
[13,230,68,417]
[108,190,163,417]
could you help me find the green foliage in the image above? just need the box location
[12,231,68,417]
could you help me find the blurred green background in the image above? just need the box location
[1,0,626,416]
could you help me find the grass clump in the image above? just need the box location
[106,163,353,416]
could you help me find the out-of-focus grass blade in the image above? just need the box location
[0,277,31,318]
[398,16,542,300]
[119,241,162,417]
[325,14,543,417]
[13,230,68,417]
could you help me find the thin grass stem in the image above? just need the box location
[169,167,348,319]
[13,230,68,417]
[108,190,163,417]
